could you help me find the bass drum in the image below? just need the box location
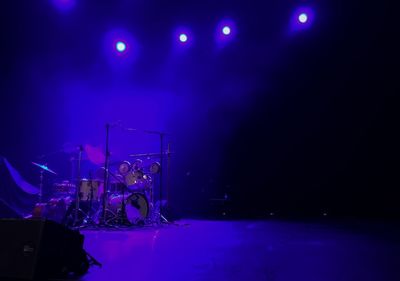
[108,193,149,224]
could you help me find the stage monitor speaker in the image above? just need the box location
[0,219,89,280]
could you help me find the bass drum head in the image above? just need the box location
[108,192,149,224]
[125,193,149,223]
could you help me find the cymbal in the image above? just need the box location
[128,151,174,158]
[31,162,57,175]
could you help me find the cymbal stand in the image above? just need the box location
[143,131,168,224]
[159,133,170,223]
[79,172,98,228]
[71,145,87,228]
[126,129,171,224]
[98,123,116,227]
[147,176,161,225]
[143,131,170,224]
[38,170,44,203]
[142,131,169,224]
[166,143,171,210]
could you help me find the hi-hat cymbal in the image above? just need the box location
[31,162,57,175]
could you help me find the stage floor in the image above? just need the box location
[80,219,400,281]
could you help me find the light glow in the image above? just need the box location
[298,13,308,23]
[222,26,231,35]
[179,34,188,43]
[116,41,126,52]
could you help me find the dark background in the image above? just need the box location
[0,0,397,219]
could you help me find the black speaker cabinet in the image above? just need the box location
[0,219,88,280]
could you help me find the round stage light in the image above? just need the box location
[179,33,188,43]
[222,26,231,35]
[298,13,308,23]
[116,41,127,52]
[215,20,236,45]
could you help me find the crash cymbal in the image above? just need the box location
[31,162,57,175]
[128,152,163,158]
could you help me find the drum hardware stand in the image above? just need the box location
[140,130,170,224]
[38,169,44,203]
[85,250,102,268]
[106,170,132,227]
[78,172,98,229]
[166,143,171,211]
[31,162,57,203]
[97,123,119,228]
[157,134,174,224]
[125,128,173,225]
[158,131,167,223]
[71,145,89,228]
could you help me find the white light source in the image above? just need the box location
[298,13,308,23]
[179,33,188,43]
[222,26,231,35]
[116,41,126,52]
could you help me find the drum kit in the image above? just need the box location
[31,158,162,228]
[30,125,171,229]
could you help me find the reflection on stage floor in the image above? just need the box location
[80,219,400,281]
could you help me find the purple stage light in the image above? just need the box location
[173,27,192,49]
[290,7,314,32]
[215,19,236,46]
[104,29,139,66]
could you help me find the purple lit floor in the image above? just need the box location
[80,219,400,281]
